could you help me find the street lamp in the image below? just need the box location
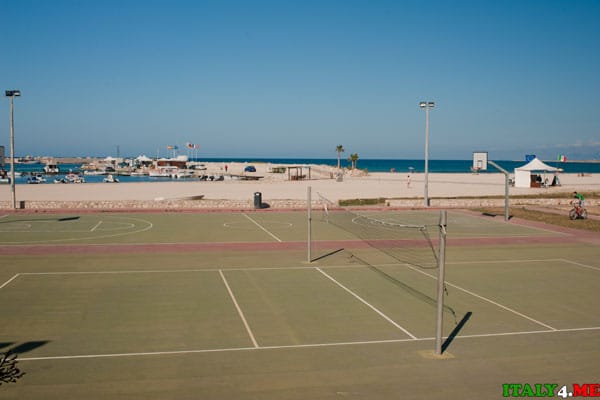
[5,90,21,209]
[419,101,434,207]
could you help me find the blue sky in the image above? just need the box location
[1,0,599,160]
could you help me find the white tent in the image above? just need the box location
[514,158,559,188]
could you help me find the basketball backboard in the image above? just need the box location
[473,152,488,171]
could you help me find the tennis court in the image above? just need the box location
[0,209,598,399]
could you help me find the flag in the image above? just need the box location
[194,144,200,149]
[187,143,194,149]
[557,154,567,162]
[167,145,173,150]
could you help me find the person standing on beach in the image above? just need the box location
[406,174,411,188]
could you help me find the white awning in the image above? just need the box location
[515,157,559,171]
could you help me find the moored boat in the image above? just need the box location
[44,163,60,174]
[27,174,46,184]
[54,173,85,184]
[148,166,179,178]
[103,174,119,183]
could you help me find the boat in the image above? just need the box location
[27,174,46,184]
[173,169,194,179]
[44,163,60,174]
[148,166,179,178]
[16,156,40,164]
[0,169,20,179]
[103,174,119,183]
[54,173,85,184]
[226,174,263,181]
[200,174,225,181]
[187,162,207,171]
[83,170,107,176]
[83,165,115,176]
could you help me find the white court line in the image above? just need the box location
[0,274,20,289]
[18,264,378,276]
[0,216,153,244]
[404,264,557,331]
[242,213,282,242]
[90,221,103,232]
[446,258,564,265]
[18,265,326,277]
[316,267,418,340]
[560,259,600,272]
[219,270,259,348]
[448,325,600,340]
[19,269,220,276]
[445,258,600,272]
[18,326,600,362]
[18,257,590,277]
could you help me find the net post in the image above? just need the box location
[307,186,312,263]
[435,210,447,355]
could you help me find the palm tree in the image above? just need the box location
[348,153,359,170]
[336,145,344,169]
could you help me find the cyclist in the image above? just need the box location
[573,192,586,209]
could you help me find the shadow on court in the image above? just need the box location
[311,248,345,262]
[4,340,50,355]
[442,311,472,353]
[0,216,80,224]
[1,341,50,385]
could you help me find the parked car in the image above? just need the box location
[244,165,256,172]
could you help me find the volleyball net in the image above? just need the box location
[308,190,457,353]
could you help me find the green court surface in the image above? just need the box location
[0,210,562,244]
[0,210,598,399]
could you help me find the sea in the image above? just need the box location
[5,158,600,185]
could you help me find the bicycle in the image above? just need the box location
[569,201,588,220]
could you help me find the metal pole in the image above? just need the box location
[488,160,510,222]
[505,174,510,221]
[9,96,16,210]
[420,101,434,206]
[307,186,312,263]
[424,106,429,207]
[435,210,447,355]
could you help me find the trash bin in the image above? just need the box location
[254,192,262,209]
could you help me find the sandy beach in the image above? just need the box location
[1,162,598,209]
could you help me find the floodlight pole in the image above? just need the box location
[307,186,312,263]
[419,101,435,207]
[5,90,21,210]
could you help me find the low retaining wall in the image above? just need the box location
[0,199,307,211]
[0,197,595,211]
[388,198,597,208]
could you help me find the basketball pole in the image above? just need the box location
[488,160,510,221]
[473,153,510,222]
[435,210,447,355]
